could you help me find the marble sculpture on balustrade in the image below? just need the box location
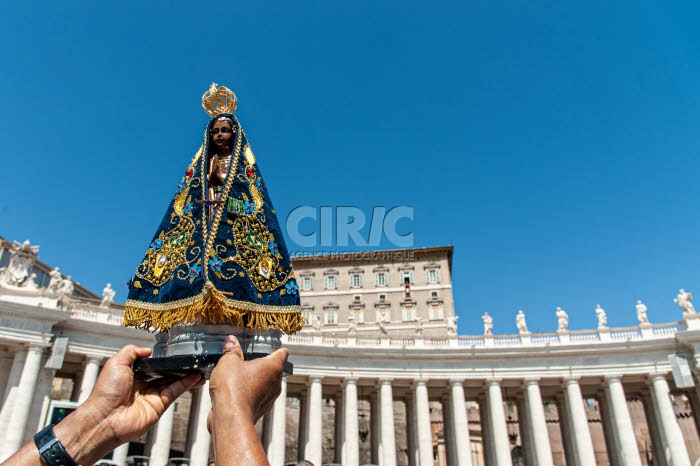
[100,283,116,307]
[596,304,607,329]
[482,312,493,335]
[675,288,696,316]
[636,299,649,324]
[516,309,528,334]
[415,317,424,336]
[556,306,569,331]
[446,315,458,335]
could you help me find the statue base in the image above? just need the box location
[133,324,292,381]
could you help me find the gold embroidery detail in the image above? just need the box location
[244,144,256,165]
[135,214,196,287]
[123,282,303,333]
[231,215,291,292]
[174,147,203,215]
[249,177,264,211]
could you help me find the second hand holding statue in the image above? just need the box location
[75,346,204,456]
[2,345,205,466]
[208,335,289,465]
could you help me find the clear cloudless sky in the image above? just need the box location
[2,1,700,335]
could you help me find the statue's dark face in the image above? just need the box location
[211,120,234,153]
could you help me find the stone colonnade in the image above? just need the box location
[0,342,696,466]
[255,373,692,466]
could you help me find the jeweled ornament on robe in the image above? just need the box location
[123,83,303,335]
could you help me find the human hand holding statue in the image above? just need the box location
[208,335,289,464]
[3,345,204,466]
[4,336,285,466]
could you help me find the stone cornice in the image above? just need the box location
[0,327,52,347]
[67,342,119,359]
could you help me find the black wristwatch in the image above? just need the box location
[33,424,79,466]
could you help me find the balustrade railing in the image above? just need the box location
[0,286,687,350]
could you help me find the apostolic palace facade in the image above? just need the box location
[0,237,699,466]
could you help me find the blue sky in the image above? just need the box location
[2,1,700,334]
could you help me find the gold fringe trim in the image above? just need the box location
[123,283,304,334]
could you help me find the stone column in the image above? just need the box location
[297,390,309,462]
[344,378,360,466]
[370,393,380,465]
[267,378,287,466]
[185,389,202,456]
[24,364,56,442]
[188,382,212,466]
[78,356,102,404]
[304,376,323,466]
[414,379,433,466]
[112,443,130,466]
[641,390,667,466]
[1,345,44,461]
[335,389,345,464]
[649,374,691,466]
[450,380,472,466]
[687,377,700,453]
[262,412,273,457]
[516,397,534,466]
[380,379,397,466]
[442,392,456,466]
[405,393,418,466]
[478,395,493,466]
[2,349,25,405]
[599,390,621,466]
[0,349,27,445]
[563,377,595,466]
[149,404,176,466]
[555,397,575,466]
[485,379,512,466]
[0,355,13,402]
[605,376,642,466]
[523,378,554,466]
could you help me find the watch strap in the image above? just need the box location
[34,424,79,466]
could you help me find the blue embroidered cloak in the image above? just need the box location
[123,114,302,334]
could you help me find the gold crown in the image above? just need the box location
[202,83,238,117]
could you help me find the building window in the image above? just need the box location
[325,308,338,324]
[352,308,365,324]
[375,272,388,287]
[430,303,442,320]
[379,293,387,301]
[403,306,414,321]
[350,273,363,288]
[325,275,337,290]
[353,295,361,303]
[400,270,414,285]
[431,291,439,298]
[301,276,313,291]
[301,306,313,325]
[426,268,441,284]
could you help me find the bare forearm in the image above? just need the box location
[211,411,268,466]
[2,406,117,466]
